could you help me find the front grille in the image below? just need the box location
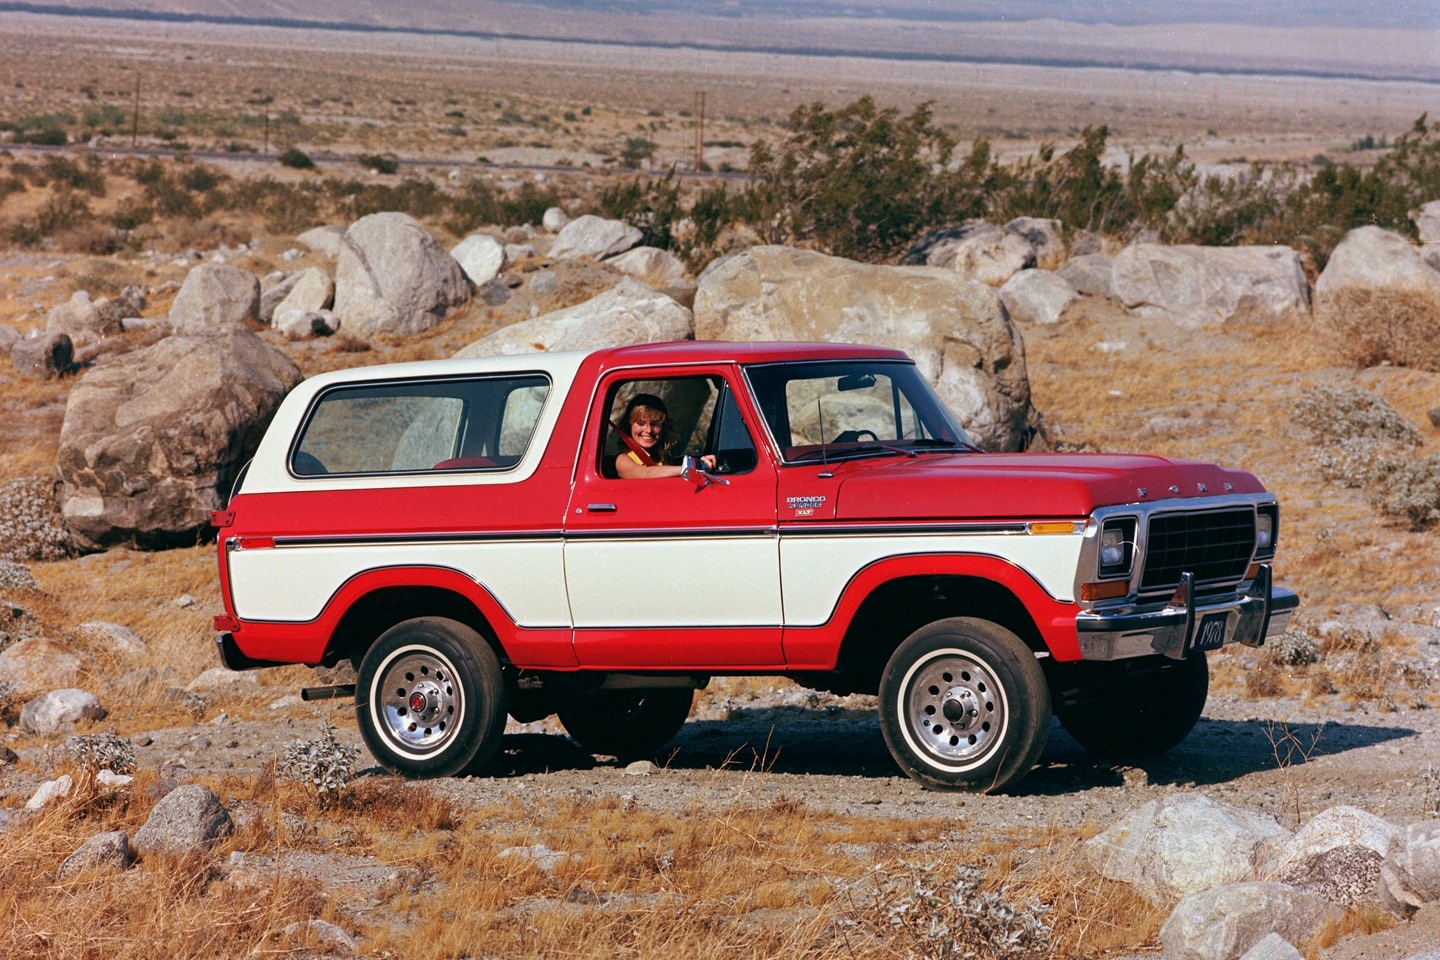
[1140,508,1255,593]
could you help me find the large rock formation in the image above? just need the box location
[1111,243,1310,327]
[333,212,470,337]
[168,264,261,333]
[694,245,1032,451]
[450,233,507,286]
[1315,226,1440,370]
[456,277,692,358]
[56,326,302,549]
[1084,793,1291,904]
[1160,883,1341,960]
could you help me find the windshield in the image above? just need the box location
[744,360,975,463]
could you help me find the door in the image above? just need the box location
[563,369,784,669]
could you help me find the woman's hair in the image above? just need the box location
[624,393,676,462]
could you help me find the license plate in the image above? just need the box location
[1193,612,1229,652]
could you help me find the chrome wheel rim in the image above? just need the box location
[901,650,1007,767]
[374,646,464,757]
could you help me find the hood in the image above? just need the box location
[830,452,1267,521]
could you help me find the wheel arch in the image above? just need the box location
[809,554,1076,694]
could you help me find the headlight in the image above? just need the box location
[1255,505,1278,559]
[1098,517,1136,578]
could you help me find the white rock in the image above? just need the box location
[607,246,690,291]
[78,621,146,656]
[26,774,74,811]
[450,233,508,286]
[456,277,691,358]
[542,206,569,232]
[19,688,106,734]
[1112,243,1310,328]
[1085,794,1292,904]
[550,214,642,260]
[1160,882,1340,960]
[999,269,1080,325]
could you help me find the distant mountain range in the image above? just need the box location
[3,0,1436,81]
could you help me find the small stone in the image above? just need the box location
[26,774,74,811]
[624,760,659,776]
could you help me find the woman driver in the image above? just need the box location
[615,393,716,479]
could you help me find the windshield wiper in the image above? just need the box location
[910,438,983,453]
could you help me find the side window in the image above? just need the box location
[598,375,758,479]
[292,374,549,476]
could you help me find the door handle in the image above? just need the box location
[586,503,617,512]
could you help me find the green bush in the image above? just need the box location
[278,147,315,170]
[357,152,399,175]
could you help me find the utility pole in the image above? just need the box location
[131,76,140,147]
[263,110,270,154]
[693,91,705,172]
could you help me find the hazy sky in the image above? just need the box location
[537,0,1440,31]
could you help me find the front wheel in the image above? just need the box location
[558,688,694,759]
[878,618,1051,793]
[1058,653,1208,759]
[355,617,508,778]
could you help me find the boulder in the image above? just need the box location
[1005,217,1068,270]
[271,267,333,321]
[549,214,643,261]
[450,233,507,286]
[607,246,691,292]
[1410,199,1440,271]
[259,272,301,324]
[167,264,261,333]
[1275,805,1399,907]
[0,638,91,699]
[1160,883,1340,960]
[12,331,72,380]
[1380,820,1440,916]
[542,206,569,232]
[903,221,1036,286]
[693,245,1032,451]
[1059,253,1117,298]
[1084,794,1292,904]
[333,212,470,337]
[56,831,133,879]
[56,326,302,549]
[274,308,340,340]
[456,277,692,358]
[999,269,1080,326]
[19,688,106,734]
[1314,226,1440,370]
[1111,244,1310,328]
[45,292,115,348]
[134,784,232,854]
[296,225,346,258]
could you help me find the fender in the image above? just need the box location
[782,552,1083,669]
[226,565,577,668]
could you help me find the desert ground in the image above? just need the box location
[1,10,1440,959]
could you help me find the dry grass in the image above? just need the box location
[0,758,1163,960]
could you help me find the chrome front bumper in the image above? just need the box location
[1075,565,1299,661]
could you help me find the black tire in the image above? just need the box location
[1058,653,1209,759]
[355,617,507,778]
[878,617,1051,793]
[557,688,694,759]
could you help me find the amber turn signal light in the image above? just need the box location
[1080,580,1130,602]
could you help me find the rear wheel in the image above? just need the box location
[1058,653,1209,759]
[878,617,1051,793]
[356,617,507,778]
[558,688,694,759]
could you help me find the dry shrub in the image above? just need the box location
[1319,286,1440,371]
[1245,660,1285,697]
[0,476,78,562]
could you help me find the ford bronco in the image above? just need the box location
[212,340,1297,792]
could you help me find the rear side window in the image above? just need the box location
[291,374,550,477]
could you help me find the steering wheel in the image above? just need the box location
[833,429,879,444]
